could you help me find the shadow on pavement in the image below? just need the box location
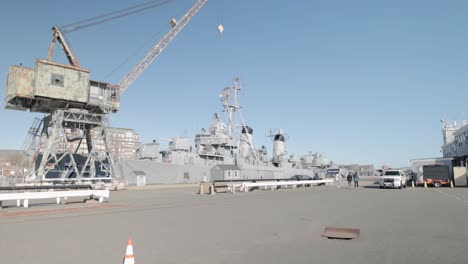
[363,185,382,189]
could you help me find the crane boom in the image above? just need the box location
[117,0,207,92]
[46,26,81,67]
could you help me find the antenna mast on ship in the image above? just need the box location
[220,78,258,160]
[220,78,239,138]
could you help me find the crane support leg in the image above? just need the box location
[29,109,118,185]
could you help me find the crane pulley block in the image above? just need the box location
[170,18,177,28]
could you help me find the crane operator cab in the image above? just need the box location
[5,60,120,114]
[5,26,120,115]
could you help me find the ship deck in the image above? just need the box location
[0,180,467,264]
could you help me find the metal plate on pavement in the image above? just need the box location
[322,227,360,239]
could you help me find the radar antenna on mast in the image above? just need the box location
[219,78,258,160]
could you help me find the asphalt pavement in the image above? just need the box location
[0,181,467,264]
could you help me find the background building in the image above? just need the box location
[38,127,141,160]
[106,127,140,160]
[441,120,468,166]
[339,164,375,176]
[0,150,23,187]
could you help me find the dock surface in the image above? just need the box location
[0,182,467,264]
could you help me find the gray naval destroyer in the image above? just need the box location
[117,78,332,185]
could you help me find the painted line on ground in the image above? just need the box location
[435,189,468,204]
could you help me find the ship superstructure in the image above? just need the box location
[120,78,332,185]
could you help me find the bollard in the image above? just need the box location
[17,199,21,207]
[198,183,204,195]
[423,181,427,188]
[411,181,415,188]
[450,180,454,188]
[23,199,29,208]
[232,184,236,194]
[56,197,61,204]
[209,184,215,195]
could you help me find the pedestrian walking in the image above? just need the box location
[354,172,359,188]
[335,172,341,188]
[410,172,415,185]
[347,172,353,187]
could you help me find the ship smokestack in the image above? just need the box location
[273,129,286,167]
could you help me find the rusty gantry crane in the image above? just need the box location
[4,0,207,185]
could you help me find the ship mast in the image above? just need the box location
[220,78,258,160]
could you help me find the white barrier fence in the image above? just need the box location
[240,179,333,192]
[0,189,110,208]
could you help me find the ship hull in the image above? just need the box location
[117,159,321,186]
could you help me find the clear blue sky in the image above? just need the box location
[0,0,467,168]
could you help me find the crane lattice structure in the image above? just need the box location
[5,0,208,185]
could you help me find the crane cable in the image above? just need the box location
[102,28,167,82]
[219,0,224,24]
[100,1,190,81]
[217,0,224,35]
[61,0,176,34]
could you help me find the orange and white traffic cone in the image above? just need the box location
[123,239,135,264]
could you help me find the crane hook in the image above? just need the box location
[217,24,224,36]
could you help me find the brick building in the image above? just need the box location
[0,150,23,177]
[106,127,140,160]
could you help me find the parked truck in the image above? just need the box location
[421,164,452,188]
[379,169,407,189]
